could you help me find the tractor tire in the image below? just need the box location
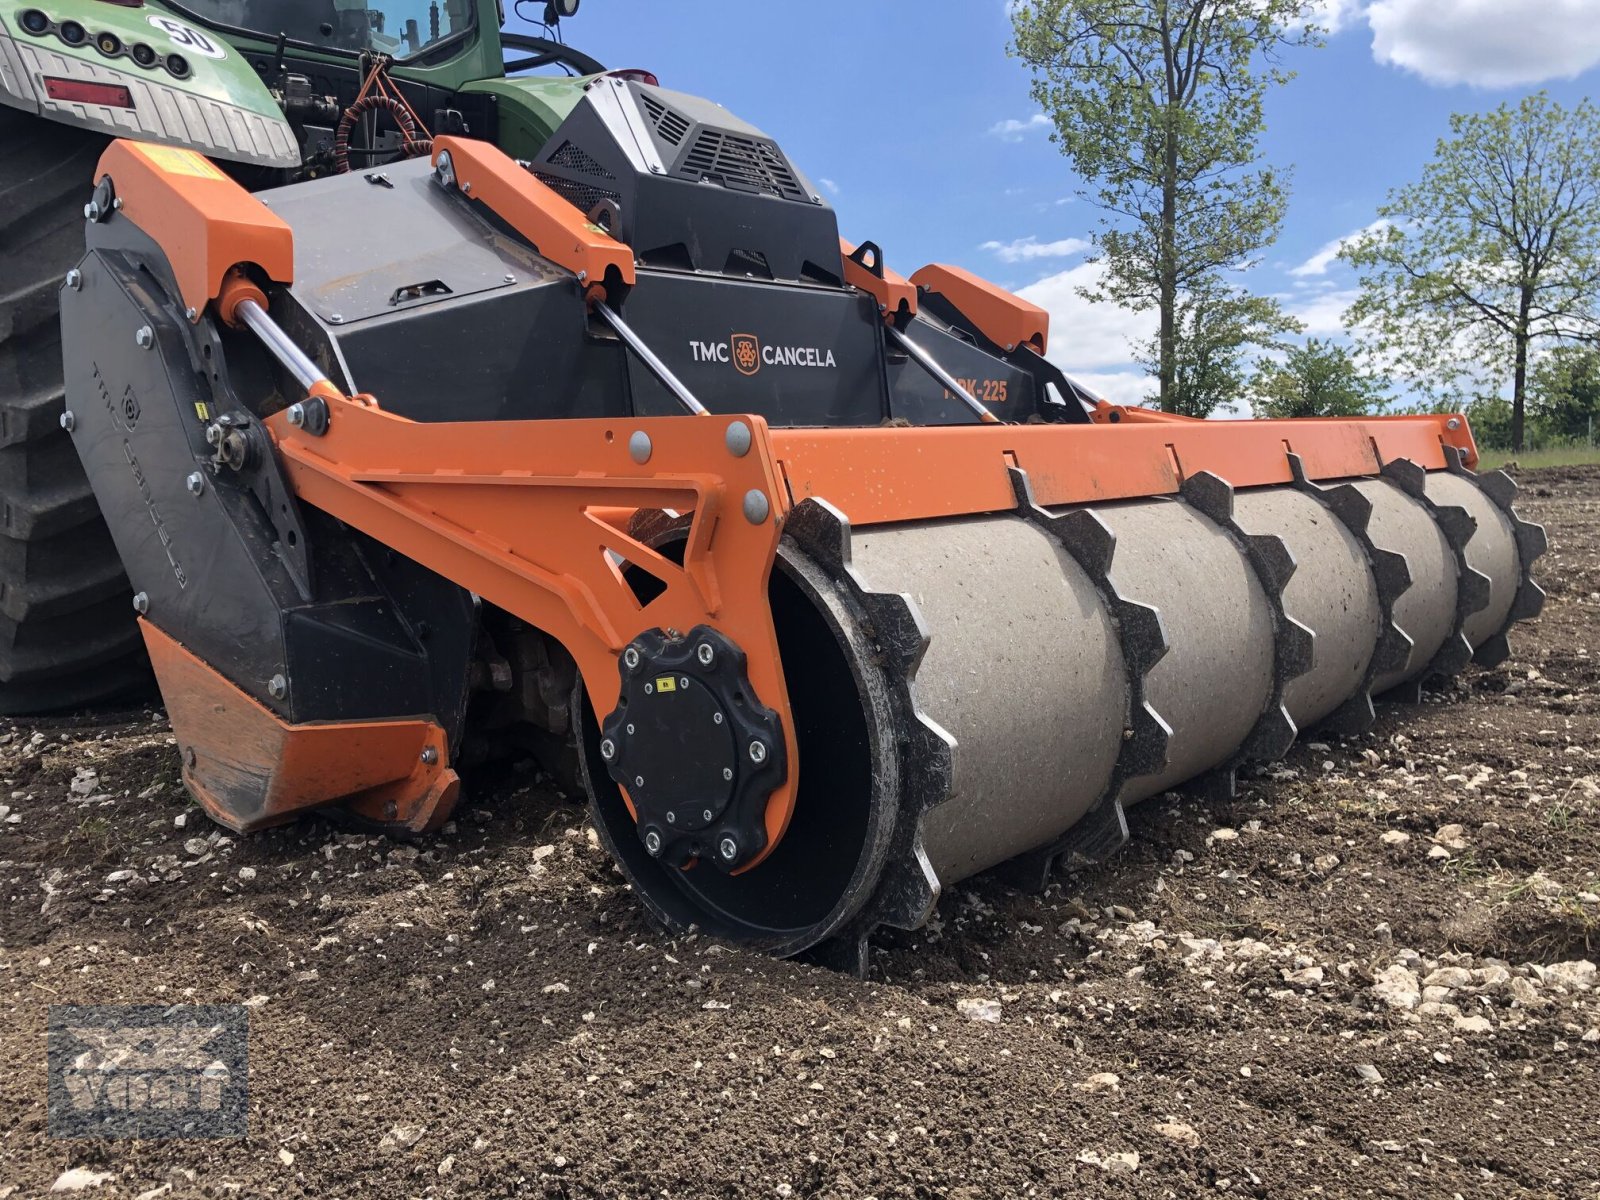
[0,107,149,712]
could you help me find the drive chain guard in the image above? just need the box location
[599,625,784,872]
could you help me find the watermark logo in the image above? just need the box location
[48,1005,248,1139]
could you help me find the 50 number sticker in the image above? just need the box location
[147,15,227,60]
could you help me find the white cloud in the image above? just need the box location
[1287,219,1390,278]
[1017,262,1159,372]
[1366,0,1600,87]
[988,113,1051,141]
[1308,0,1360,35]
[1061,369,1152,408]
[818,177,840,196]
[980,236,1092,263]
[1282,287,1361,336]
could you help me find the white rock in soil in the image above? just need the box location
[1379,830,1410,846]
[1417,1001,1461,1019]
[1077,1149,1139,1173]
[1179,937,1222,961]
[68,769,99,797]
[1542,961,1596,992]
[1154,1120,1200,1148]
[1582,1028,1599,1043]
[1282,966,1324,987]
[1424,966,1473,990]
[1454,1015,1494,1034]
[1373,964,1421,1011]
[105,870,134,883]
[1077,1072,1121,1093]
[50,1169,112,1192]
[1508,977,1547,1007]
[1432,824,1467,850]
[1208,827,1239,843]
[437,1155,455,1176]
[237,867,256,881]
[1473,964,1512,989]
[182,838,209,857]
[379,1124,426,1153]
[1313,853,1341,874]
[1355,1063,1384,1084]
[173,813,187,828]
[1426,845,1452,861]
[277,1149,294,1166]
[956,997,1002,1023]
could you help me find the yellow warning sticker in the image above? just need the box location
[193,401,211,421]
[655,676,677,693]
[141,144,227,181]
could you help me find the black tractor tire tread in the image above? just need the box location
[0,107,149,712]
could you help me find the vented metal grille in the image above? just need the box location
[547,139,617,181]
[677,130,808,202]
[641,95,691,146]
[724,248,774,279]
[535,172,621,218]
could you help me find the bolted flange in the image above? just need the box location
[599,625,785,873]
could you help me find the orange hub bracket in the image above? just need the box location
[265,398,800,870]
[142,621,459,834]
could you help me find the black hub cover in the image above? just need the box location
[599,625,785,872]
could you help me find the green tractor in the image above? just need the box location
[0,0,608,711]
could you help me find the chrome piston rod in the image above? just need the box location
[234,297,329,393]
[595,301,710,416]
[887,325,1001,424]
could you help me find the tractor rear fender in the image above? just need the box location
[0,1,296,166]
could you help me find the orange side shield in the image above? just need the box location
[141,621,459,834]
[910,263,1049,354]
[431,135,635,303]
[95,140,294,321]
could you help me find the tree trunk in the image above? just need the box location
[1159,124,1178,411]
[1511,285,1532,453]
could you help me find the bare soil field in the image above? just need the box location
[2,466,1597,1200]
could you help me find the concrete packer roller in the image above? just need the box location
[5,2,1545,965]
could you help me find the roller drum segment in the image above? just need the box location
[1424,471,1519,649]
[1351,478,1460,694]
[1232,487,1381,731]
[846,517,1127,883]
[1090,499,1276,804]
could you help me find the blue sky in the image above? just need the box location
[512,1,1600,408]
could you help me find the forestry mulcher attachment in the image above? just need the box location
[58,87,1543,965]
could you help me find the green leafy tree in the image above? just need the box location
[1342,93,1600,451]
[1250,338,1386,419]
[1528,345,1600,443]
[1137,279,1301,416]
[1010,0,1322,411]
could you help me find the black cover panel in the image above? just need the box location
[622,273,887,426]
[61,243,475,744]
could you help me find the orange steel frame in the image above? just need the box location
[96,136,1480,862]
